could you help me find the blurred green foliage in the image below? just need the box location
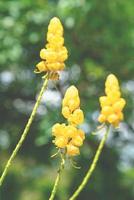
[0,0,134,199]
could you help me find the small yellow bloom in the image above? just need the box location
[54,136,68,148]
[52,123,66,137]
[68,109,84,125]
[62,106,71,119]
[67,144,80,156]
[107,114,118,124]
[98,74,126,127]
[65,125,77,138]
[98,114,106,123]
[77,129,85,140]
[35,17,68,78]
[71,135,83,147]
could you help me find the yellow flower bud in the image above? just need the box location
[113,98,126,112]
[101,106,113,116]
[68,98,80,112]
[62,86,80,113]
[77,129,85,140]
[66,125,77,138]
[62,106,71,119]
[67,144,80,156]
[71,136,83,147]
[64,86,79,100]
[40,48,57,62]
[47,35,64,47]
[58,47,68,62]
[99,96,110,107]
[52,123,65,137]
[36,61,47,72]
[48,17,63,36]
[117,112,124,120]
[107,91,121,104]
[98,114,106,123]
[54,136,68,148]
[68,109,84,125]
[105,74,119,89]
[107,114,118,124]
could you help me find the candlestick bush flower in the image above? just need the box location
[35,17,68,78]
[98,74,126,127]
[52,86,85,156]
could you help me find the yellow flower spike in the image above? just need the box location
[35,17,68,77]
[98,74,126,127]
[50,85,85,200]
[52,85,85,157]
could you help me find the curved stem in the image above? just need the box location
[0,74,49,186]
[49,153,65,200]
[69,126,110,200]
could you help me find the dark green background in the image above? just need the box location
[0,0,134,199]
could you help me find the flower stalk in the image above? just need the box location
[69,126,110,200]
[49,152,65,200]
[0,74,49,186]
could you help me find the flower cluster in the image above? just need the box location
[35,17,68,77]
[98,74,126,127]
[62,86,84,125]
[52,86,85,156]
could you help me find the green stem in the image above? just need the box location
[69,126,110,200]
[49,153,65,200]
[0,74,49,186]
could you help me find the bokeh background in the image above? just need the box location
[0,0,134,199]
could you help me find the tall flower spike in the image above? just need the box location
[35,17,68,79]
[98,74,126,127]
[52,86,85,157]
